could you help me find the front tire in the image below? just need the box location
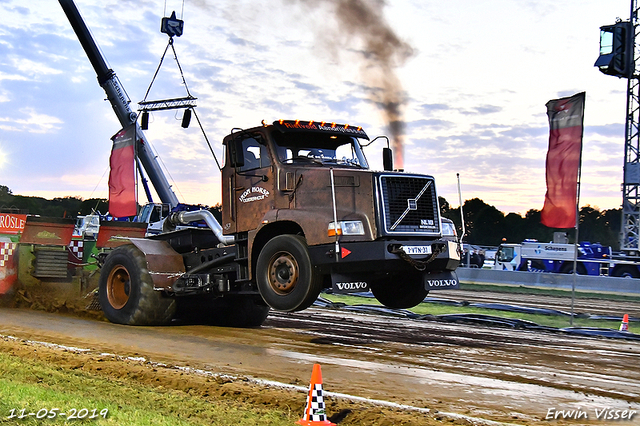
[99,244,176,325]
[612,265,640,278]
[370,272,429,309]
[256,235,322,312]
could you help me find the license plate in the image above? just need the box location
[401,245,431,255]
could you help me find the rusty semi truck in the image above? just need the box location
[60,0,460,327]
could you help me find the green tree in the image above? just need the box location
[438,196,622,249]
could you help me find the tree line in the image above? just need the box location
[0,185,108,218]
[440,197,622,250]
[0,185,622,250]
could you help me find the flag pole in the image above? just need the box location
[570,94,586,326]
[457,173,468,266]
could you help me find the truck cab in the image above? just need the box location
[137,203,171,235]
[72,214,101,239]
[220,120,460,311]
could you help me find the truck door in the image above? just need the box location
[232,134,275,233]
[495,245,518,271]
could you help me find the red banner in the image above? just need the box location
[108,124,137,218]
[541,92,585,229]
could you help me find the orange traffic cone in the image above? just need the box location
[620,314,629,332]
[296,364,336,426]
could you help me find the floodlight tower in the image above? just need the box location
[596,0,640,256]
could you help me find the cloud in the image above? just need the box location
[585,123,624,138]
[460,104,503,115]
[419,103,451,114]
[0,108,62,133]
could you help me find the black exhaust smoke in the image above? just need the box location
[290,0,414,169]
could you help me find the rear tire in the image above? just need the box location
[256,235,322,312]
[612,265,640,278]
[370,272,429,309]
[560,262,587,275]
[99,244,176,325]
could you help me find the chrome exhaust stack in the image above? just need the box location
[165,210,235,245]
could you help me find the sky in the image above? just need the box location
[0,0,632,216]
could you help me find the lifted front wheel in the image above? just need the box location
[256,235,322,312]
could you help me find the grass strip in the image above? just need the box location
[460,282,640,302]
[0,349,292,426]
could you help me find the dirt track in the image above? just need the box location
[436,288,640,318]
[1,298,639,425]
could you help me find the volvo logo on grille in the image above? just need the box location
[390,181,432,231]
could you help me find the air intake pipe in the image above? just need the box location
[165,210,234,245]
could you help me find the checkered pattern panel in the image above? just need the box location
[68,240,84,262]
[303,384,327,422]
[0,242,16,267]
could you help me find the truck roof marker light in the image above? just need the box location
[344,124,349,129]
[357,126,362,131]
[262,120,268,127]
[308,120,314,126]
[295,119,300,125]
[279,119,284,125]
[320,121,326,126]
[331,122,336,128]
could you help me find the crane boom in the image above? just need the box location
[58,0,180,208]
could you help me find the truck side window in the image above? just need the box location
[150,205,161,222]
[497,247,514,262]
[239,136,270,171]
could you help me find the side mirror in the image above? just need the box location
[383,147,393,171]
[228,138,245,168]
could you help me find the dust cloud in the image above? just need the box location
[190,0,414,168]
[290,0,414,169]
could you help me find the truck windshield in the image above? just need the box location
[272,131,369,169]
[496,246,514,262]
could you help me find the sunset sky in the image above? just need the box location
[0,0,631,215]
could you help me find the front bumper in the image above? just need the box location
[308,239,460,275]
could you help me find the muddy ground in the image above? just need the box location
[0,335,461,426]
[1,277,640,425]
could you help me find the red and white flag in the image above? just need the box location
[540,92,585,229]
[108,124,137,218]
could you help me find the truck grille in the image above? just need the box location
[379,175,440,235]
